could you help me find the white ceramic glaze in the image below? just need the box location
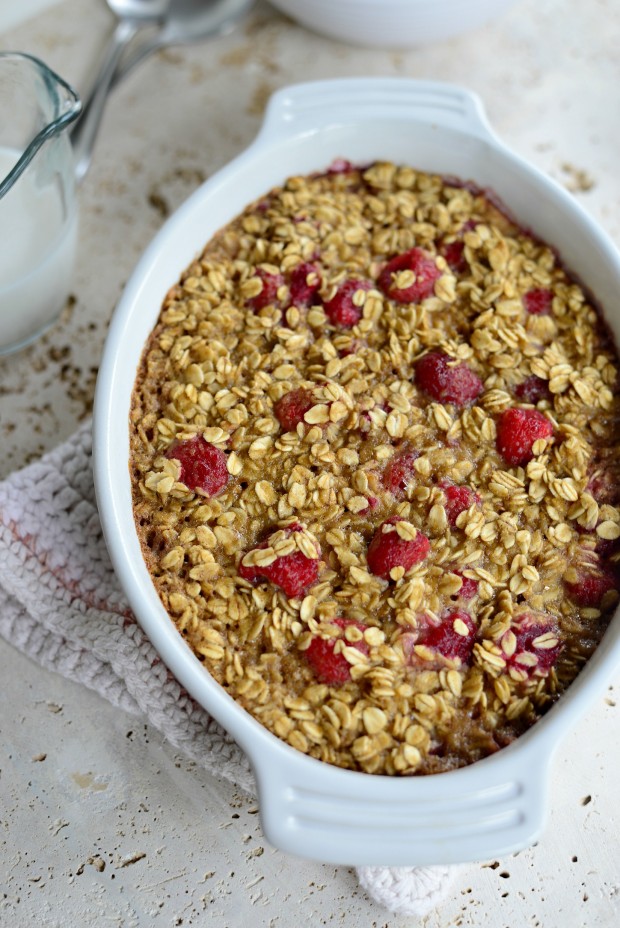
[93,78,620,867]
[268,0,521,48]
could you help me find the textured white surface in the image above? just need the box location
[1,0,620,924]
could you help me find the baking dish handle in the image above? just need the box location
[255,78,497,147]
[253,736,552,866]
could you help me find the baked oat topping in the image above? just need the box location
[130,160,620,776]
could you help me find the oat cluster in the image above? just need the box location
[130,161,620,775]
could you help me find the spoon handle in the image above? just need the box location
[71,18,140,184]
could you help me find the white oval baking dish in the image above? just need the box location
[93,78,620,867]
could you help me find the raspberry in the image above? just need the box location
[289,262,322,307]
[451,571,478,600]
[523,288,553,315]
[378,247,440,303]
[358,496,379,515]
[514,375,552,405]
[239,523,320,598]
[305,617,369,685]
[273,388,314,432]
[417,611,476,665]
[565,568,617,607]
[327,158,356,175]
[415,351,483,406]
[165,435,229,497]
[441,240,466,273]
[587,459,619,504]
[383,449,419,497]
[439,482,480,526]
[496,407,553,467]
[366,516,430,580]
[323,279,372,327]
[500,613,561,679]
[246,268,285,311]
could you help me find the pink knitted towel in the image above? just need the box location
[0,422,455,916]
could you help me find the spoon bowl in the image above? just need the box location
[72,0,254,182]
[114,0,255,83]
[72,0,170,181]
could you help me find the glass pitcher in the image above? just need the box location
[0,52,81,356]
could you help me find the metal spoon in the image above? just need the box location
[72,0,255,183]
[112,0,255,85]
[72,0,170,183]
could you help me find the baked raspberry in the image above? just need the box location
[415,351,483,406]
[565,568,617,607]
[305,617,369,685]
[441,240,467,273]
[383,449,419,497]
[273,388,314,432]
[440,219,477,273]
[514,375,552,405]
[358,496,380,515]
[440,482,480,526]
[327,158,356,174]
[523,288,553,316]
[501,613,561,679]
[239,523,320,598]
[289,262,322,307]
[324,279,372,327]
[587,458,620,504]
[378,247,441,303]
[496,407,554,467]
[366,516,430,580]
[246,268,285,311]
[451,571,478,600]
[418,611,476,665]
[165,435,229,497]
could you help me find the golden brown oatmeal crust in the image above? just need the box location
[130,161,620,775]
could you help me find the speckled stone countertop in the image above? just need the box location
[1,1,620,925]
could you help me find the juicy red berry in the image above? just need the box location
[305,617,369,685]
[239,524,320,598]
[496,407,554,467]
[324,279,372,327]
[378,247,441,304]
[289,262,322,307]
[366,516,430,580]
[246,268,285,311]
[451,571,478,600]
[327,158,356,174]
[500,613,561,679]
[273,388,314,432]
[165,435,229,497]
[415,351,483,406]
[418,611,476,665]
[358,496,380,515]
[515,375,552,405]
[440,482,480,526]
[587,461,619,504]
[565,568,617,607]
[383,449,419,497]
[441,239,466,273]
[523,288,553,315]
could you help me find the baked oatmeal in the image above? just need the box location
[130,161,620,775]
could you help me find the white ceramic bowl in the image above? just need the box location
[94,78,620,867]
[268,0,521,47]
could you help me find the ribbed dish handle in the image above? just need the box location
[252,735,551,866]
[255,78,496,147]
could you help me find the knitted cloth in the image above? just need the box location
[0,422,455,916]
